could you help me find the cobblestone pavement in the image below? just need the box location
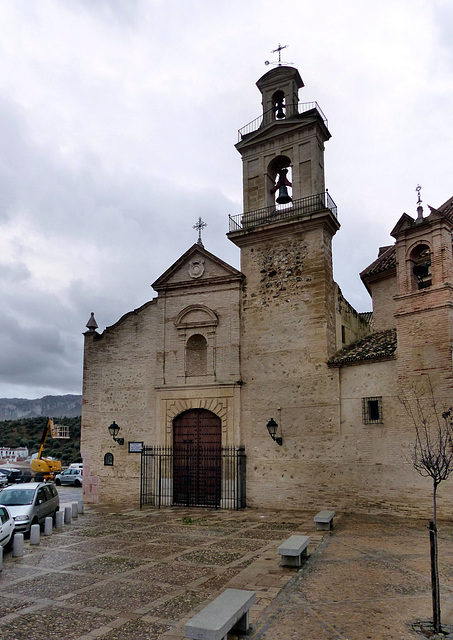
[252,513,453,640]
[0,494,453,640]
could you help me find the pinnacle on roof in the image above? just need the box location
[86,312,98,332]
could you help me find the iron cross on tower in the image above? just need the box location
[272,43,288,65]
[265,44,292,67]
[193,217,207,247]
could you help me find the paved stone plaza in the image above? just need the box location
[0,503,453,639]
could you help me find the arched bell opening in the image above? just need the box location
[410,243,432,290]
[272,90,286,120]
[267,155,292,207]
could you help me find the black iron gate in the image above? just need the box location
[140,445,246,510]
[173,443,221,507]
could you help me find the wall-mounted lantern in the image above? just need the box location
[266,418,282,446]
[108,421,124,445]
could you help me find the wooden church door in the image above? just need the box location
[173,409,222,507]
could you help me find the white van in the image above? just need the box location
[0,482,60,533]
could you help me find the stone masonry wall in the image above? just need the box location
[368,274,397,331]
[335,284,371,348]
[239,218,342,511]
[81,300,159,504]
[81,256,244,506]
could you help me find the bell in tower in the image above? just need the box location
[258,65,304,127]
[271,167,292,205]
[273,91,286,120]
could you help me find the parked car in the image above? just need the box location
[0,468,24,483]
[0,473,8,487]
[0,505,15,549]
[0,467,32,484]
[0,482,59,533]
[54,468,83,487]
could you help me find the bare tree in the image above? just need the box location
[401,385,453,635]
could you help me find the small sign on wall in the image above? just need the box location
[128,441,143,454]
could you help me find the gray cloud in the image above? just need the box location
[0,0,451,398]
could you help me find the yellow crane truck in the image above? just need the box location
[31,418,70,481]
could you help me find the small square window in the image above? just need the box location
[362,396,383,424]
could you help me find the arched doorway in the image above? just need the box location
[173,409,222,507]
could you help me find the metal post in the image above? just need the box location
[429,520,441,633]
[12,533,24,557]
[30,524,40,545]
[158,450,162,509]
[55,510,64,529]
[140,448,145,509]
[64,505,72,524]
[44,516,53,536]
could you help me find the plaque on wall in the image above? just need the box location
[188,259,205,278]
[128,441,143,453]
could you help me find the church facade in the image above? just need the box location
[81,65,453,517]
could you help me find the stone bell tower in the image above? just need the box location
[227,64,341,509]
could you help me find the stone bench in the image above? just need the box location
[184,588,256,640]
[278,534,310,567]
[314,510,335,530]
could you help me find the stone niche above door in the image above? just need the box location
[175,305,219,381]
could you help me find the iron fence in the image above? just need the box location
[238,101,328,140]
[228,191,337,233]
[140,445,246,510]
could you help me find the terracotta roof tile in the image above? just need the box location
[360,245,396,280]
[328,328,397,366]
[359,311,373,324]
[438,196,453,222]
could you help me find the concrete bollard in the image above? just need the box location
[30,524,40,545]
[12,533,24,557]
[71,502,78,519]
[64,506,72,525]
[55,510,64,530]
[77,500,84,515]
[44,516,53,536]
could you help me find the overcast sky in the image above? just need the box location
[0,0,451,399]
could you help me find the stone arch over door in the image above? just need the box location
[165,398,227,440]
[173,409,222,507]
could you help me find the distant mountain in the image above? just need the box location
[0,395,82,421]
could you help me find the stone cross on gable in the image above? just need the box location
[193,217,207,247]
